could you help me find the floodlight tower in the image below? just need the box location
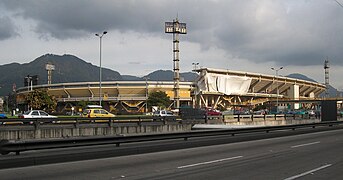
[165,18,187,109]
[45,63,55,85]
[324,58,330,98]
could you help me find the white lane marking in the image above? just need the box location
[177,156,243,169]
[284,164,332,180]
[291,141,320,148]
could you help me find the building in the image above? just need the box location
[15,68,326,114]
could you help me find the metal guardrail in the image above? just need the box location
[0,116,183,125]
[1,121,342,155]
[1,113,331,125]
[231,114,320,121]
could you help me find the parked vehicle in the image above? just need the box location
[18,110,57,119]
[307,110,316,116]
[253,110,266,115]
[234,110,250,115]
[153,110,176,121]
[153,110,174,117]
[203,108,222,116]
[0,113,23,125]
[82,108,115,118]
[221,110,234,115]
[0,113,8,119]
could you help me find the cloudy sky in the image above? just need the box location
[0,0,343,89]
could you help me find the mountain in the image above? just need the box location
[286,73,317,82]
[143,70,198,82]
[179,72,199,82]
[121,75,142,81]
[0,54,122,95]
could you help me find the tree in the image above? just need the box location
[147,91,171,109]
[26,89,57,112]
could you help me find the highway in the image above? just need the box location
[0,127,343,179]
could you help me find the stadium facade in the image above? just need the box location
[16,68,326,114]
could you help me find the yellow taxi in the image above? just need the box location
[82,105,115,118]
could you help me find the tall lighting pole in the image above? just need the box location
[145,76,149,113]
[324,58,330,98]
[192,62,199,71]
[271,67,283,113]
[165,18,187,109]
[95,31,107,106]
[24,75,32,111]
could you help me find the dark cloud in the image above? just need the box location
[0,0,173,39]
[195,0,343,67]
[0,16,18,40]
[1,0,343,66]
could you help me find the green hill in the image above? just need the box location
[0,54,122,95]
[143,70,198,82]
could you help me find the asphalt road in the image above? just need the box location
[1,127,343,179]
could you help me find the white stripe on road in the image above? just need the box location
[284,164,332,180]
[291,141,320,148]
[177,156,243,169]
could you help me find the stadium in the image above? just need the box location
[15,67,326,114]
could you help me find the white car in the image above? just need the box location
[153,110,174,117]
[18,110,57,119]
[153,110,176,121]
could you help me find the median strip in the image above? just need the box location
[177,156,243,169]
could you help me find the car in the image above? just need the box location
[221,110,234,115]
[0,113,11,125]
[82,108,115,118]
[203,108,222,116]
[0,113,8,119]
[295,110,306,115]
[0,113,23,125]
[307,110,315,116]
[253,110,266,115]
[18,110,57,119]
[153,110,175,117]
[153,110,176,121]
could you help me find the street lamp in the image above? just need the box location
[271,67,283,113]
[95,31,107,106]
[24,75,33,91]
[192,62,199,71]
[145,76,150,113]
[24,75,33,111]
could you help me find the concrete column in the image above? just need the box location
[309,92,315,98]
[289,84,300,109]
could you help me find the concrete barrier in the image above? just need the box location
[0,123,193,140]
